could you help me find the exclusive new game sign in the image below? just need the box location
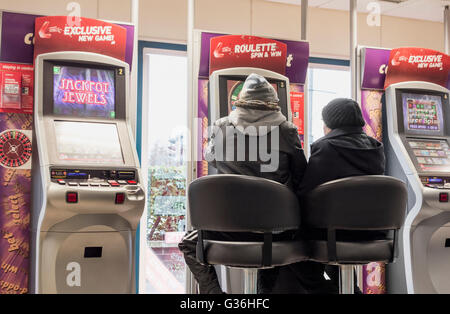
[210,35,287,76]
[384,47,450,89]
[34,16,127,62]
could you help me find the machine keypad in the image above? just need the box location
[50,169,138,187]
[55,180,139,187]
[421,176,450,189]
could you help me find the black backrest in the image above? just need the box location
[304,175,407,230]
[188,174,301,233]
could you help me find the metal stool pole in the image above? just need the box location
[243,268,258,294]
[339,265,354,294]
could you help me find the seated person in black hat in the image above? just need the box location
[299,98,385,196]
[178,73,307,294]
[270,98,385,294]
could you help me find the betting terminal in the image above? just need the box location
[30,52,145,293]
[384,81,450,293]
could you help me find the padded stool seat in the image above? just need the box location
[203,239,309,268]
[307,239,394,265]
[304,175,407,293]
[188,174,305,293]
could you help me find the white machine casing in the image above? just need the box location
[385,81,450,293]
[31,52,145,294]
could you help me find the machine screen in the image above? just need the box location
[53,65,116,119]
[402,92,444,136]
[226,80,279,113]
[54,121,123,164]
[408,139,450,172]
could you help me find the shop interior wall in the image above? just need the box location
[0,0,444,59]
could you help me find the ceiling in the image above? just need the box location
[266,0,450,22]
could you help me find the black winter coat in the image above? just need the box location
[299,126,385,196]
[207,117,307,192]
[298,126,386,241]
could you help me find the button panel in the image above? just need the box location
[50,168,138,187]
[421,176,450,189]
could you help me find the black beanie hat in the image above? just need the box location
[322,98,366,129]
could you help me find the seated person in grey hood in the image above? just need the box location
[178,73,307,294]
[271,98,386,294]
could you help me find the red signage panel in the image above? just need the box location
[384,47,450,89]
[209,35,287,76]
[34,16,127,62]
[0,63,34,114]
[290,91,304,135]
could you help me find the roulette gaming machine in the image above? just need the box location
[384,81,450,293]
[30,51,145,293]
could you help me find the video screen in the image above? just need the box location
[226,80,278,113]
[402,92,444,136]
[409,139,450,173]
[53,65,116,119]
[54,121,123,164]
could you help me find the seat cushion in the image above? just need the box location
[307,239,394,264]
[203,240,310,268]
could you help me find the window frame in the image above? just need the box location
[137,41,187,294]
[307,57,351,145]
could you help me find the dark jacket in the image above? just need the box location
[298,126,385,242]
[299,126,385,196]
[206,108,307,192]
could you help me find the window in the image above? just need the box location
[140,46,187,294]
[307,65,351,144]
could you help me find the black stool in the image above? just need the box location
[188,174,308,294]
[303,175,407,294]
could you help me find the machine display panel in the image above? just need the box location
[226,80,279,113]
[53,65,116,119]
[408,139,450,172]
[402,92,444,136]
[54,121,123,164]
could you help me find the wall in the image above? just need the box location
[0,0,445,58]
